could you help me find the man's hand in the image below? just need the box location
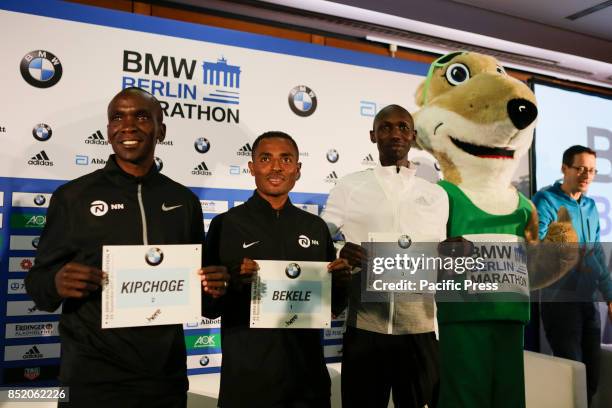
[54,262,105,299]
[438,236,474,257]
[198,266,230,299]
[328,258,351,287]
[238,258,259,286]
[339,242,367,270]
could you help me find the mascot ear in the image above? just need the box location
[415,81,426,107]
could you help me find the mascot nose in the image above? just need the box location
[507,98,537,130]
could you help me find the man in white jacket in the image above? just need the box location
[322,104,448,408]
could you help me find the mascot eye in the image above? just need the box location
[496,66,506,75]
[445,63,470,86]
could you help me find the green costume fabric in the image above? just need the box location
[437,180,532,324]
[438,322,525,408]
[437,180,532,408]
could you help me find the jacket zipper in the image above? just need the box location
[137,183,148,245]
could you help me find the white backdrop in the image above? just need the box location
[0,0,437,385]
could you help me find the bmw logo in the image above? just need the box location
[20,50,63,88]
[199,355,210,366]
[154,157,163,171]
[32,237,40,249]
[33,194,46,206]
[32,124,52,142]
[326,149,339,163]
[285,263,301,279]
[194,137,210,154]
[145,247,164,266]
[288,85,317,117]
[398,234,412,249]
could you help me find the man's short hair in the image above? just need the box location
[251,131,299,158]
[109,87,163,122]
[562,145,596,166]
[373,104,412,130]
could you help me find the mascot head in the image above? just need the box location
[414,51,537,188]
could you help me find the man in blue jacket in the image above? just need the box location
[533,145,612,407]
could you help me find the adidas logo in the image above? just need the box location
[237,143,252,156]
[23,346,43,359]
[362,153,375,165]
[28,151,53,166]
[325,171,338,183]
[192,161,212,176]
[85,130,108,145]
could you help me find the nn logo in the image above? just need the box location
[85,130,108,145]
[28,151,53,166]
[362,153,375,165]
[325,171,338,184]
[192,161,212,176]
[23,346,43,360]
[237,143,252,156]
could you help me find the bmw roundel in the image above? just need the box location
[326,149,339,163]
[33,194,46,206]
[154,157,163,172]
[285,263,301,279]
[145,247,164,266]
[288,85,317,117]
[194,137,210,154]
[398,234,412,249]
[20,50,63,88]
[199,355,210,366]
[32,123,52,142]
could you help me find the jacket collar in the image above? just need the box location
[247,190,294,215]
[103,154,159,185]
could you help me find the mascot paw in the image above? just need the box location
[543,206,578,243]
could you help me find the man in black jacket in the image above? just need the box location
[204,132,350,408]
[25,87,229,407]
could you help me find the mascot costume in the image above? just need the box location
[414,51,577,408]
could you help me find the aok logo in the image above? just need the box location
[11,214,46,229]
[187,334,220,349]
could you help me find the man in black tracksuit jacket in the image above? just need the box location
[203,132,349,408]
[25,88,228,407]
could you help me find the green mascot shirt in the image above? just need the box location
[437,180,532,324]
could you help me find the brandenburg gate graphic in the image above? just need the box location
[202,57,241,105]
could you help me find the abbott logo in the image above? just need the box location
[90,200,108,216]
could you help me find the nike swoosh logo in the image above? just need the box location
[242,241,260,248]
[162,203,183,211]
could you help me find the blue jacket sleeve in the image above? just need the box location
[532,192,557,241]
[592,223,612,302]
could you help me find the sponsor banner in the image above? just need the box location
[323,326,345,340]
[10,213,46,229]
[11,192,51,208]
[0,213,2,228]
[200,200,228,214]
[6,301,60,317]
[9,235,40,250]
[9,257,35,272]
[294,203,318,215]
[4,344,61,361]
[187,353,222,369]
[183,317,221,329]
[185,333,221,350]
[0,191,3,206]
[7,279,27,295]
[5,322,60,339]
[2,365,60,384]
[204,218,211,233]
[324,344,343,359]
